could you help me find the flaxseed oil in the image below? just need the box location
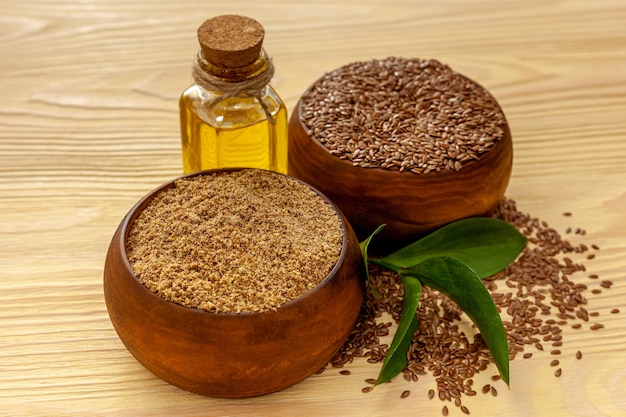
[180,15,289,175]
[180,84,288,174]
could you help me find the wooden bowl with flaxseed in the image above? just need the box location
[288,57,512,250]
[103,168,364,398]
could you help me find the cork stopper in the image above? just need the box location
[197,15,265,69]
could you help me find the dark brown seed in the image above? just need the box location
[576,350,582,360]
[326,196,601,408]
[611,308,620,314]
[442,405,449,416]
[339,370,351,375]
[590,323,605,330]
[401,390,410,399]
[490,386,498,396]
[461,405,470,414]
[551,350,561,355]
[362,386,372,393]
[300,57,506,174]
[555,368,562,377]
[482,384,491,394]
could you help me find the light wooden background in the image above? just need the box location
[1,1,625,416]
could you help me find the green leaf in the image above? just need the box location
[403,257,510,385]
[378,218,527,279]
[374,275,421,385]
[359,224,386,299]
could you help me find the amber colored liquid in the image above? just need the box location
[179,84,288,174]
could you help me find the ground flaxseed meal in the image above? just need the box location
[322,196,616,415]
[299,57,507,174]
[126,169,343,314]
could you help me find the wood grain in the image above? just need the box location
[1,0,625,416]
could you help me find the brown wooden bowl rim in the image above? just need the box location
[293,70,511,179]
[116,167,354,318]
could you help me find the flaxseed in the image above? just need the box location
[299,57,506,174]
[342,197,611,412]
[126,169,343,313]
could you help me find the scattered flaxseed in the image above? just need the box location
[126,169,343,314]
[611,308,620,314]
[340,370,351,376]
[555,368,562,377]
[576,350,583,360]
[481,384,491,394]
[442,405,449,416]
[325,197,611,409]
[299,57,506,174]
[461,405,471,414]
[401,390,411,399]
[590,323,605,330]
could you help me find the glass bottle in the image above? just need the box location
[179,15,288,174]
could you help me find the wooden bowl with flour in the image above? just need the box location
[103,168,364,398]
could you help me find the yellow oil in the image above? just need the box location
[179,84,288,174]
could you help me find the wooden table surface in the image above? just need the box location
[1,1,625,416]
